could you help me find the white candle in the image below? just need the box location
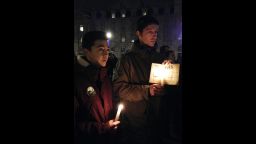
[115,104,124,121]
[160,64,167,86]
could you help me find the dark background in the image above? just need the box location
[2,0,255,144]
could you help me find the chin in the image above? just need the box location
[147,42,154,47]
[100,63,107,67]
[148,44,154,47]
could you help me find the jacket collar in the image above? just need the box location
[77,55,90,68]
[131,40,157,57]
[75,55,107,82]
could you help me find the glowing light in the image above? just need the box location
[115,104,124,121]
[149,63,180,85]
[106,32,112,39]
[80,25,84,32]
[121,37,125,42]
[112,13,116,18]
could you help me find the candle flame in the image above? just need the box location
[118,104,124,110]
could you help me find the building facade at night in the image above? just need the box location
[75,0,182,61]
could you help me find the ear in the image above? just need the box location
[84,48,90,53]
[136,31,140,37]
[136,31,143,40]
[83,48,90,57]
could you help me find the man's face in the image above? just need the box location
[137,24,159,47]
[85,40,109,67]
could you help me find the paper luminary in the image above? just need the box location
[149,63,180,85]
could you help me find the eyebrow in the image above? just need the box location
[97,44,107,47]
[97,45,110,50]
[145,27,158,31]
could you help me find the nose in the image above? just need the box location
[153,32,157,38]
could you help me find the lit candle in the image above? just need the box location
[115,104,124,121]
[160,64,168,86]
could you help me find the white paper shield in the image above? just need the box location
[149,63,180,85]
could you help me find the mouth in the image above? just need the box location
[149,41,156,46]
[150,40,156,43]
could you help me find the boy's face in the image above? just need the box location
[85,40,109,67]
[137,24,159,47]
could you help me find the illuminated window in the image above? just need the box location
[121,37,125,42]
[122,13,126,18]
[112,13,116,18]
[80,25,84,32]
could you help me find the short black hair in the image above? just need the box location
[136,15,159,32]
[82,31,107,49]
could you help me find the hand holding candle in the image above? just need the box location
[107,119,120,130]
[115,104,124,121]
[149,83,164,96]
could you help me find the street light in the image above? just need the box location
[78,25,84,55]
[106,32,112,47]
[106,32,112,39]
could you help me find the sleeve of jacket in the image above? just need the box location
[75,88,112,136]
[113,55,149,102]
[78,120,111,136]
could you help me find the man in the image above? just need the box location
[74,31,120,144]
[113,15,171,144]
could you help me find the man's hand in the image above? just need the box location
[162,60,172,65]
[107,119,120,129]
[149,83,165,96]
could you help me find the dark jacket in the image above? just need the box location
[113,40,165,144]
[74,56,116,144]
[106,52,118,80]
[114,40,164,102]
